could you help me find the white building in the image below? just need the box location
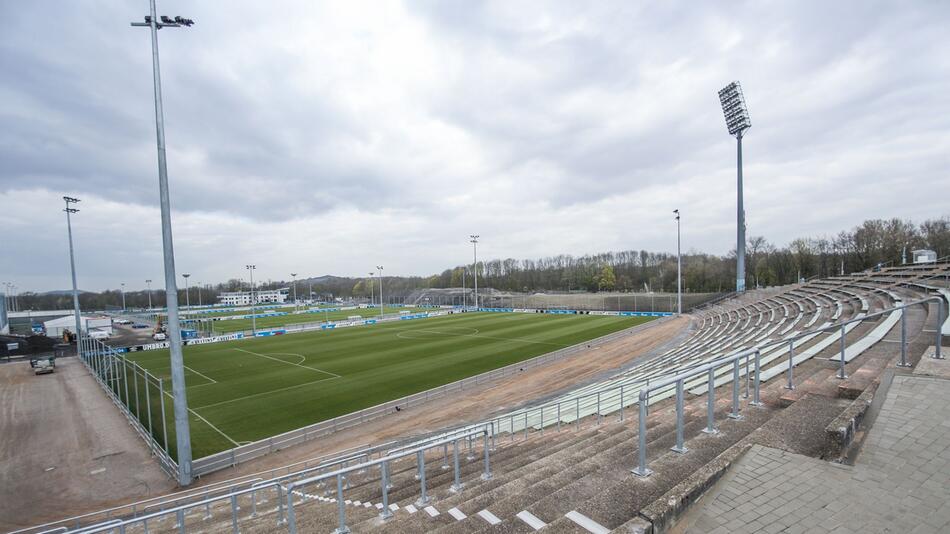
[912,249,937,264]
[217,288,289,306]
[43,315,113,338]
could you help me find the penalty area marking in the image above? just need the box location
[396,327,568,347]
[191,375,341,411]
[234,348,341,378]
[158,388,240,447]
[184,365,218,385]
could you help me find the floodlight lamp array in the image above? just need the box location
[718,81,751,137]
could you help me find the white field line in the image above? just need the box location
[184,365,218,384]
[234,348,341,378]
[396,328,569,347]
[191,375,340,411]
[158,388,240,447]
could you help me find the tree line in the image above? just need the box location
[12,215,948,311]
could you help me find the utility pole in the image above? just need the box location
[291,273,298,312]
[470,235,480,309]
[674,209,682,314]
[131,1,195,486]
[63,196,82,345]
[182,273,190,309]
[246,265,257,335]
[376,266,384,318]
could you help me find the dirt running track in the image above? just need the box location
[1,315,688,531]
[0,358,174,532]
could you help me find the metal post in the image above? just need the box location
[703,368,719,434]
[131,1,194,484]
[451,440,463,492]
[898,313,911,367]
[729,359,743,419]
[675,210,682,314]
[145,371,153,436]
[743,353,750,399]
[122,358,131,407]
[441,443,449,470]
[935,302,944,359]
[415,451,430,506]
[159,378,169,453]
[837,325,848,378]
[736,132,746,293]
[632,396,651,477]
[671,380,687,453]
[230,494,238,532]
[785,341,795,389]
[482,432,492,480]
[380,461,393,520]
[334,474,349,534]
[286,490,297,534]
[751,350,762,406]
[133,363,140,417]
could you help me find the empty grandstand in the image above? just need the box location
[13,261,947,533]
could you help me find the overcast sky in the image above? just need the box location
[2,1,949,292]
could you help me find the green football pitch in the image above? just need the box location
[127,312,655,458]
[202,306,418,333]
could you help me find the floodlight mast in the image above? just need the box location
[131,0,195,486]
[63,196,82,344]
[470,235,479,309]
[718,81,752,293]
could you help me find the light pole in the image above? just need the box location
[197,282,202,307]
[376,266,384,318]
[63,196,83,344]
[182,273,190,309]
[470,235,479,309]
[121,282,127,311]
[461,267,466,308]
[131,2,195,486]
[718,81,751,294]
[368,272,375,306]
[246,265,257,335]
[674,209,682,314]
[146,279,153,309]
[291,273,298,312]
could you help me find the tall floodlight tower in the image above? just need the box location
[718,81,752,293]
[674,210,682,314]
[368,272,375,306]
[63,197,83,345]
[470,235,480,309]
[145,279,153,309]
[131,2,195,486]
[290,273,298,312]
[121,282,127,310]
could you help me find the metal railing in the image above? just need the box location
[286,427,493,534]
[630,295,944,476]
[75,335,178,477]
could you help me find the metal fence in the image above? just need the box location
[77,335,178,477]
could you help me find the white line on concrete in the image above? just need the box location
[448,507,467,520]
[565,510,610,534]
[425,506,440,517]
[516,510,547,530]
[405,504,418,514]
[478,509,502,525]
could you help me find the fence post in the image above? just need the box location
[441,443,449,470]
[743,353,750,399]
[935,300,944,360]
[729,359,743,420]
[145,372,153,437]
[380,461,393,520]
[482,432,492,480]
[415,450,430,506]
[751,350,762,406]
[451,439,463,492]
[133,364,140,420]
[898,312,911,367]
[702,368,719,435]
[631,394,651,477]
[335,474,349,533]
[159,378,169,453]
[230,494,239,532]
[671,380,687,453]
[837,325,848,379]
[785,341,796,390]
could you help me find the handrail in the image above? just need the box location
[286,427,492,534]
[630,295,944,476]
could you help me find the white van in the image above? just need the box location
[89,330,111,340]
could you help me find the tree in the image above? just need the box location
[597,265,616,291]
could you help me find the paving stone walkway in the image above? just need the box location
[684,374,950,534]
